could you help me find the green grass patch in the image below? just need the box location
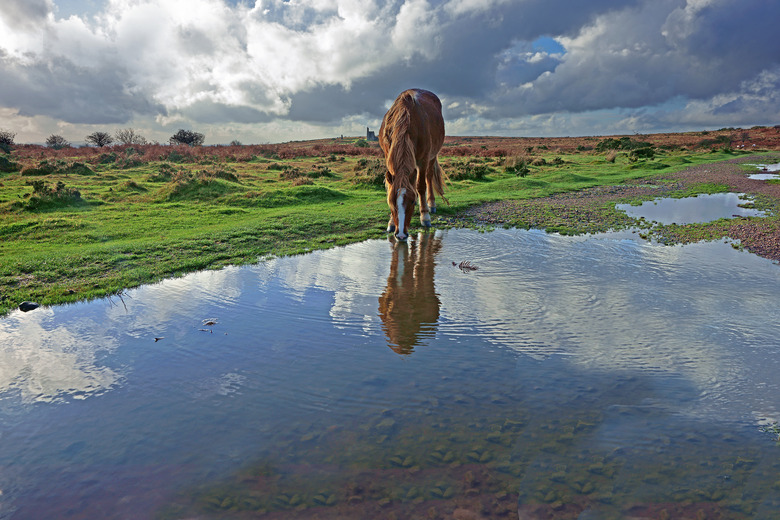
[0,147,771,315]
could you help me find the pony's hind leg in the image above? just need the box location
[417,166,432,228]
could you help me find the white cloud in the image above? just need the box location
[1,0,778,143]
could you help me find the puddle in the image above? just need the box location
[616,192,765,224]
[748,163,780,180]
[1,229,780,518]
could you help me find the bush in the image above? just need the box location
[596,137,653,152]
[0,154,20,173]
[45,134,70,149]
[504,156,529,177]
[0,129,15,153]
[449,160,491,181]
[85,131,114,147]
[351,158,387,187]
[21,160,60,176]
[98,152,118,164]
[115,128,148,145]
[629,147,655,160]
[19,180,83,210]
[170,129,205,146]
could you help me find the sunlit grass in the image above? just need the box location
[0,144,767,315]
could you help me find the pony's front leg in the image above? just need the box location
[417,169,432,228]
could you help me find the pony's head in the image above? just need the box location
[387,184,417,241]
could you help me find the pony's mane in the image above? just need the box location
[385,91,418,193]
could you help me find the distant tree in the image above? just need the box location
[45,134,70,149]
[85,131,114,147]
[0,129,15,152]
[169,129,205,146]
[229,139,242,146]
[114,128,148,145]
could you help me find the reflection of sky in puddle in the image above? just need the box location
[616,192,765,224]
[1,229,780,518]
[748,162,780,180]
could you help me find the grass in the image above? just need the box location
[0,142,770,315]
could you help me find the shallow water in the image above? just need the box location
[1,229,780,519]
[747,163,780,180]
[616,192,765,224]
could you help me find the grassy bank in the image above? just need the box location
[0,137,772,315]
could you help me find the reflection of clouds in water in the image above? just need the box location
[258,240,392,332]
[112,266,245,337]
[0,309,120,404]
[438,230,780,418]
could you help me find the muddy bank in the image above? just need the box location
[456,156,780,262]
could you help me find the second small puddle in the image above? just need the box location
[616,192,765,225]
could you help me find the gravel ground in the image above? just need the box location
[455,155,780,262]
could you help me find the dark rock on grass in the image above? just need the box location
[19,301,40,312]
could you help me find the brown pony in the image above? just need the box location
[379,89,446,241]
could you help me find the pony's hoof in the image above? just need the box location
[422,220,432,228]
[387,224,396,234]
[430,206,436,214]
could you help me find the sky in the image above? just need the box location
[1,0,778,145]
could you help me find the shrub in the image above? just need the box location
[0,129,15,153]
[147,162,182,182]
[629,147,655,160]
[45,134,70,149]
[504,156,529,177]
[21,160,60,176]
[0,154,20,173]
[19,180,83,210]
[351,158,387,187]
[115,128,148,145]
[85,131,114,147]
[354,139,368,148]
[170,129,205,146]
[596,137,653,152]
[449,160,491,181]
[63,162,95,175]
[98,152,118,164]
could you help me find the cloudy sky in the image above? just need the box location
[1,0,778,145]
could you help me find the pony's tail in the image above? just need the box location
[430,158,449,205]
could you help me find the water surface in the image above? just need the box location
[1,229,779,519]
[616,192,765,224]
[748,162,780,180]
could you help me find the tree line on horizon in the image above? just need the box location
[0,128,208,151]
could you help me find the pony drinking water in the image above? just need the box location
[379,89,446,241]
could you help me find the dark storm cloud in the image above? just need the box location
[0,56,163,124]
[179,99,273,124]
[0,0,50,29]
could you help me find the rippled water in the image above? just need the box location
[1,229,780,519]
[748,163,780,180]
[616,192,765,224]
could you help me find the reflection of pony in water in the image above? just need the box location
[378,232,442,355]
[379,89,446,241]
